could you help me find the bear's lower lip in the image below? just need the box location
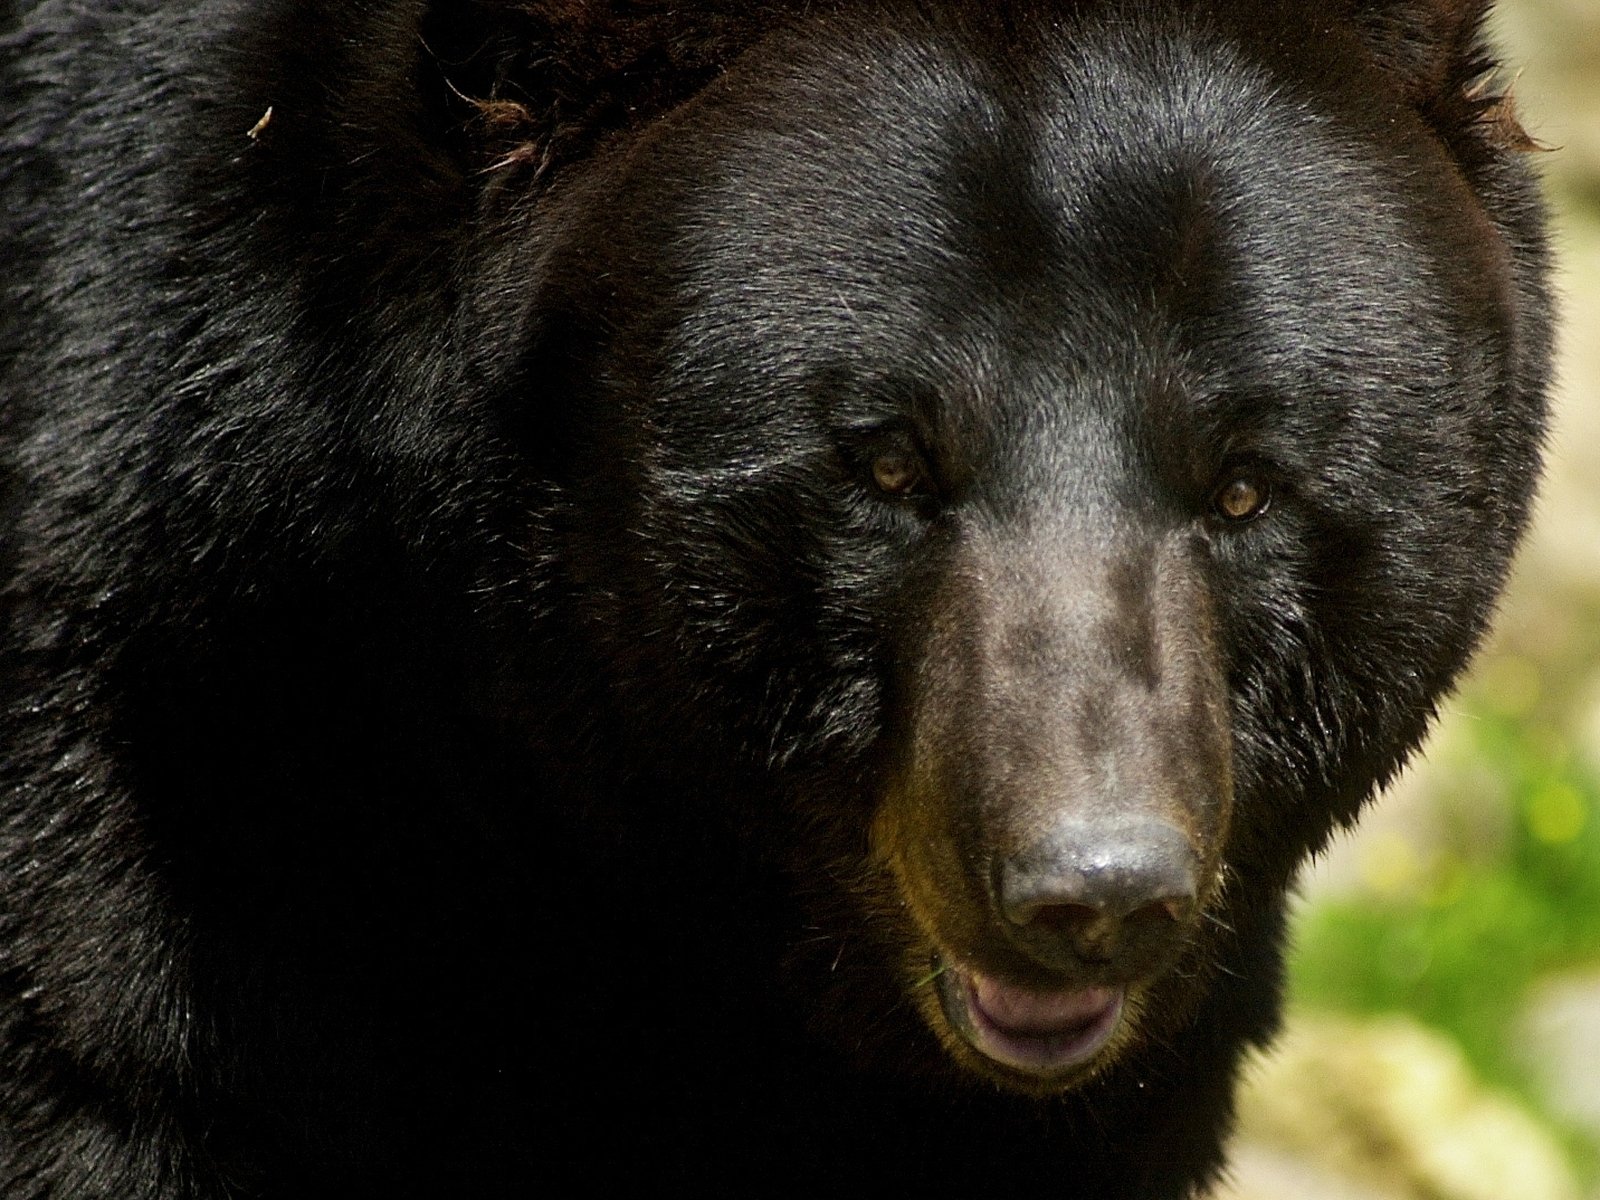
[937,965,1125,1076]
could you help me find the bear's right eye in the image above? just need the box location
[871,448,926,497]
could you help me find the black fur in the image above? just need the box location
[0,1,1551,1196]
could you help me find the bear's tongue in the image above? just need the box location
[971,976,1119,1037]
[955,972,1125,1074]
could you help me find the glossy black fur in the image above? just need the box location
[0,1,1550,1196]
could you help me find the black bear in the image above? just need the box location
[0,0,1551,1196]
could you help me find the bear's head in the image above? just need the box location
[494,0,1548,1093]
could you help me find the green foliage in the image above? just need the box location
[1289,701,1600,1175]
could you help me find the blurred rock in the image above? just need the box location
[1521,968,1600,1138]
[1213,1142,1404,1200]
[1211,1013,1580,1200]
[1213,1142,1406,1200]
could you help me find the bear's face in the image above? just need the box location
[527,7,1541,1092]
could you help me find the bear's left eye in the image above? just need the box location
[871,448,927,497]
[1212,474,1271,523]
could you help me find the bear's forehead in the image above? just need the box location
[638,12,1448,379]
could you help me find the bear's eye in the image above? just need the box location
[1212,474,1270,523]
[871,448,927,497]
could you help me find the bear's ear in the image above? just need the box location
[1346,0,1541,151]
[419,0,787,181]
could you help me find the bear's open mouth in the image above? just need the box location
[935,962,1125,1077]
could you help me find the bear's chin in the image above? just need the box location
[929,959,1131,1090]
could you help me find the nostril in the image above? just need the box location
[1157,894,1197,924]
[1014,894,1190,936]
[1025,901,1100,933]
[1016,895,1192,964]
[1024,901,1119,962]
[1022,897,1192,931]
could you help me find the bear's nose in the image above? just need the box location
[996,816,1199,969]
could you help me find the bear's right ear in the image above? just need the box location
[1345,0,1540,151]
[420,0,790,183]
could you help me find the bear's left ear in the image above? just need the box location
[1347,0,1541,150]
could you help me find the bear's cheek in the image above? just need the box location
[869,527,1235,1090]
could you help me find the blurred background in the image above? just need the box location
[1213,4,1600,1198]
